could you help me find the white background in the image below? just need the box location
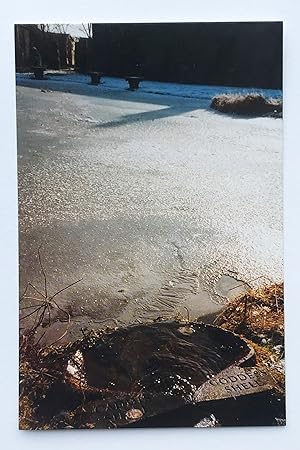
[0,0,299,448]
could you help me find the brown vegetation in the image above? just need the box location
[210,93,282,117]
[215,282,284,392]
[214,282,284,339]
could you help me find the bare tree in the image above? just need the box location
[38,24,50,33]
[80,23,93,39]
[38,24,70,34]
[51,24,70,35]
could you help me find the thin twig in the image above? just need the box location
[50,278,82,300]
[33,305,46,329]
[22,296,44,303]
[20,305,44,321]
[20,304,43,310]
[37,305,47,328]
[20,282,45,300]
[35,330,47,346]
[49,318,71,346]
[52,300,70,322]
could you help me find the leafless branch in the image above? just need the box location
[80,23,93,38]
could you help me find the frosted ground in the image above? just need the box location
[16,73,283,341]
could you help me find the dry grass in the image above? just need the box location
[211,93,282,117]
[215,282,284,392]
[214,282,284,339]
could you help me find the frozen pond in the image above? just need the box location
[16,75,283,340]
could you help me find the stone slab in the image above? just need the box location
[194,365,272,402]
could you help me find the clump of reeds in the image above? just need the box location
[210,93,282,117]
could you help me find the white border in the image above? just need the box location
[1,1,299,448]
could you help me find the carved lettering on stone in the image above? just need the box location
[194,366,272,403]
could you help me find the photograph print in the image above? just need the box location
[16,21,284,429]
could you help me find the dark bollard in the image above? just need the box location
[126,76,143,91]
[89,72,103,85]
[32,66,46,80]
